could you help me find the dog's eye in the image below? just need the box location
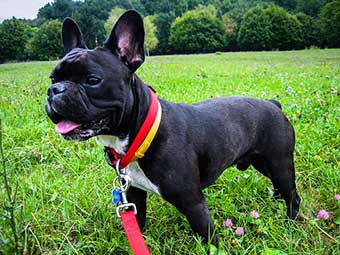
[86,76,101,85]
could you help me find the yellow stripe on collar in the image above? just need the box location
[134,102,162,159]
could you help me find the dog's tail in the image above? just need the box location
[268,99,282,110]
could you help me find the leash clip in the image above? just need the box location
[115,159,123,175]
[113,175,131,193]
[116,203,137,218]
[111,159,137,217]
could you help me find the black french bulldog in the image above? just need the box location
[45,10,300,246]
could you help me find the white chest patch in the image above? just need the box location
[124,161,161,195]
[96,135,161,196]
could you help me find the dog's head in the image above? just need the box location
[45,10,145,141]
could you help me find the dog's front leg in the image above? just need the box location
[168,192,218,246]
[127,187,147,230]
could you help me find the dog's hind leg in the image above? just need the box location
[253,156,300,219]
[268,158,300,219]
[251,156,281,199]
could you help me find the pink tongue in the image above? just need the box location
[55,120,81,134]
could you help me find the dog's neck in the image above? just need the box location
[97,74,152,152]
[122,74,151,141]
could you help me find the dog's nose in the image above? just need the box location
[49,83,66,96]
[47,83,67,103]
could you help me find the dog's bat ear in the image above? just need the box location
[104,10,145,73]
[62,18,87,53]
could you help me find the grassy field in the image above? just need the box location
[0,49,339,254]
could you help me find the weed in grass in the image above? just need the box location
[0,50,339,254]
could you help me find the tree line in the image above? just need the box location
[0,0,339,63]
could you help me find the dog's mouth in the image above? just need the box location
[56,120,82,134]
[46,99,114,141]
[54,118,110,141]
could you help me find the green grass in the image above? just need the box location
[0,49,339,254]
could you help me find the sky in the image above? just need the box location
[0,0,52,22]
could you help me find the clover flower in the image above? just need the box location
[250,210,260,219]
[223,219,233,227]
[316,209,330,220]
[235,227,244,236]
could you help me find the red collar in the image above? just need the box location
[107,87,160,169]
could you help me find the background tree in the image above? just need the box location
[73,7,104,48]
[38,3,54,19]
[116,0,146,15]
[144,16,159,55]
[73,0,117,48]
[296,0,331,17]
[141,0,189,16]
[319,0,340,48]
[0,0,336,61]
[154,12,176,54]
[169,5,226,53]
[296,12,320,47]
[222,14,238,50]
[264,5,303,50]
[272,0,297,10]
[0,18,29,63]
[142,0,190,54]
[26,20,64,60]
[104,8,126,35]
[37,0,82,21]
[237,6,272,51]
[225,0,269,24]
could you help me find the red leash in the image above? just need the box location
[108,87,161,255]
[121,211,151,255]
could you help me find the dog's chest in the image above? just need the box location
[96,135,161,195]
